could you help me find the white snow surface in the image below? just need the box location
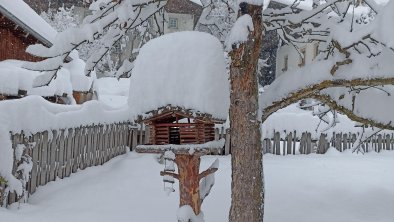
[0,58,94,96]
[261,104,359,139]
[137,139,226,154]
[94,77,130,108]
[177,205,204,222]
[189,0,203,5]
[0,96,130,134]
[0,60,72,97]
[225,14,254,50]
[65,57,95,92]
[0,0,57,44]
[129,31,230,120]
[1,152,394,221]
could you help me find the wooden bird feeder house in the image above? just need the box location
[136,107,226,218]
[141,107,224,146]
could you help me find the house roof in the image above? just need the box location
[141,107,226,124]
[0,0,57,47]
[165,0,203,26]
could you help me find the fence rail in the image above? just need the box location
[263,131,394,155]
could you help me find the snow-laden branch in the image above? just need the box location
[25,0,166,87]
[261,51,394,130]
[260,0,394,131]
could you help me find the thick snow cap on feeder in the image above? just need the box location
[129,31,229,121]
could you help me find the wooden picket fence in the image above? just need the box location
[263,131,394,155]
[1,123,230,207]
[5,124,392,207]
[3,122,143,207]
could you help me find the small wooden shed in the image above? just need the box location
[141,107,225,145]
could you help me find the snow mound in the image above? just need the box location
[94,77,129,108]
[129,31,229,120]
[0,58,94,97]
[0,60,72,97]
[226,14,254,50]
[325,147,341,156]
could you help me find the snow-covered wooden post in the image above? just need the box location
[136,145,222,216]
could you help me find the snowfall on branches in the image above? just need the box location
[1,0,394,221]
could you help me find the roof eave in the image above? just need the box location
[0,6,53,48]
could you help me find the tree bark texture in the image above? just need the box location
[175,154,202,215]
[229,4,264,222]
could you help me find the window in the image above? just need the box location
[299,48,306,67]
[282,55,288,72]
[168,18,178,29]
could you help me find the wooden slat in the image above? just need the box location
[40,131,49,186]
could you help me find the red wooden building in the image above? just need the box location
[0,1,93,104]
[0,1,56,62]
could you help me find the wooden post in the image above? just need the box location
[139,124,144,145]
[175,154,201,215]
[293,130,297,155]
[287,132,292,155]
[274,132,280,155]
[132,129,138,150]
[343,133,348,151]
[282,131,286,156]
[317,134,326,154]
[306,133,312,154]
[225,129,231,155]
[145,126,150,144]
[136,146,218,218]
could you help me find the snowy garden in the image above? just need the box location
[1,0,394,222]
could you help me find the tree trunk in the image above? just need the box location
[228,3,264,222]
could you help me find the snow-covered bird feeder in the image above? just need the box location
[131,31,229,220]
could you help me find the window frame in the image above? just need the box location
[168,18,178,29]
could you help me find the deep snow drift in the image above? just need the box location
[1,151,393,222]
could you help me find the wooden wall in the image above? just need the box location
[0,16,43,62]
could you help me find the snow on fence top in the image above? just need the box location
[0,0,57,46]
[0,95,130,196]
[0,96,130,135]
[129,31,230,120]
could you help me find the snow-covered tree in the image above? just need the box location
[224,0,394,221]
[24,0,394,221]
[40,5,80,32]
[40,4,133,77]
[26,0,166,85]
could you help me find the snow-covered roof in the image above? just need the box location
[189,0,202,6]
[129,31,230,120]
[0,0,57,46]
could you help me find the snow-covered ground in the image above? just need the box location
[1,151,394,222]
